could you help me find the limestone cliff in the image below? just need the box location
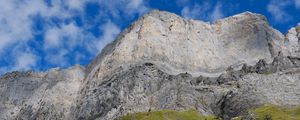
[86,10,286,80]
[0,65,84,120]
[1,10,300,120]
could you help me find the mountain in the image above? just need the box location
[1,10,300,120]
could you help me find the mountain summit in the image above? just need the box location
[87,10,286,79]
[1,10,300,120]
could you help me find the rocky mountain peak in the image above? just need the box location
[1,10,300,120]
[86,10,286,82]
[221,11,267,21]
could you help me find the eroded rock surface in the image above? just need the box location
[0,65,84,120]
[73,54,300,120]
[86,10,286,82]
[1,10,300,120]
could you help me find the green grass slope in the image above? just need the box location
[119,105,300,120]
[119,109,219,120]
[250,104,300,120]
[232,104,300,120]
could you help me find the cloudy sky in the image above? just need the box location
[0,0,299,74]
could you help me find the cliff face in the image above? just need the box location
[0,65,84,120]
[1,10,300,120]
[86,10,286,80]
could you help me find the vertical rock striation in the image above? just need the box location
[1,10,300,120]
[86,10,286,81]
[0,65,84,120]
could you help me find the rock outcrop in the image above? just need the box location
[0,65,84,120]
[86,10,286,80]
[1,10,300,120]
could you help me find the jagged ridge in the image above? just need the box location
[1,10,300,120]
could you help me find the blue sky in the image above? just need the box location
[0,0,299,74]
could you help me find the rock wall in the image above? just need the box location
[0,65,84,120]
[74,54,300,120]
[1,10,300,120]
[86,10,286,82]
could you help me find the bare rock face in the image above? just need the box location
[285,23,300,56]
[74,54,300,120]
[1,10,300,120]
[0,65,84,120]
[86,10,285,82]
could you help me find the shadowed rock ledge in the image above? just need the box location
[1,10,300,120]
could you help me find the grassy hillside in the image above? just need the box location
[232,104,300,120]
[249,104,300,120]
[119,109,219,120]
[120,105,300,120]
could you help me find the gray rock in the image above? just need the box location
[0,65,84,120]
[86,10,287,83]
[73,54,300,120]
[1,10,300,120]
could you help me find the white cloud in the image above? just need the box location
[45,49,69,66]
[267,0,292,23]
[0,0,86,53]
[43,22,88,66]
[83,21,121,55]
[44,27,61,48]
[0,0,45,52]
[65,0,86,10]
[0,0,85,73]
[181,2,224,22]
[181,2,210,20]
[96,0,149,19]
[0,0,150,74]
[95,21,121,53]
[126,0,149,15]
[13,53,38,71]
[210,2,223,22]
[0,44,39,73]
[44,22,82,50]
